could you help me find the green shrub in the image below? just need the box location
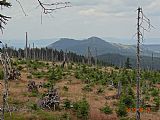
[63,99,71,109]
[100,105,112,114]
[43,82,52,88]
[145,94,150,101]
[153,96,160,108]
[116,93,134,117]
[116,102,127,117]
[0,70,4,79]
[99,79,107,85]
[63,86,69,91]
[96,87,104,94]
[17,59,26,64]
[151,89,159,97]
[28,60,46,70]
[82,84,92,92]
[30,103,39,110]
[127,86,135,98]
[49,67,63,82]
[28,90,39,97]
[73,98,89,120]
[32,71,48,79]
[75,71,83,79]
[120,95,135,108]
[17,65,23,71]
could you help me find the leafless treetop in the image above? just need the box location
[0,0,71,31]
[37,0,71,14]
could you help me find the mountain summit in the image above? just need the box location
[47,37,159,57]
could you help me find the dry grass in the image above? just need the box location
[0,62,159,120]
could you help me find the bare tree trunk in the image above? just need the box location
[87,47,91,65]
[41,48,44,61]
[29,44,31,60]
[95,48,98,67]
[117,81,122,97]
[33,43,35,60]
[151,53,153,71]
[51,49,54,62]
[136,7,141,120]
[25,32,28,60]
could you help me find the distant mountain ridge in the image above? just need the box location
[47,37,160,57]
[98,53,160,70]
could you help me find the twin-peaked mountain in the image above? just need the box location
[48,37,160,70]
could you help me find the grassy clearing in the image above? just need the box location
[1,60,160,120]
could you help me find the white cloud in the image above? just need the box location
[79,9,107,17]
[74,0,160,17]
[0,0,160,41]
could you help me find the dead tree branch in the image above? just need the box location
[0,1,11,7]
[0,14,11,32]
[16,0,27,16]
[0,1,11,32]
[0,0,71,30]
[37,0,71,14]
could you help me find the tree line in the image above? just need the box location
[0,46,98,65]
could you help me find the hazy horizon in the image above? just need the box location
[1,36,160,49]
[0,0,160,44]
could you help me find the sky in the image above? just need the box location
[0,0,160,45]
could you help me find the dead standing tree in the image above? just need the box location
[136,7,154,120]
[87,47,92,65]
[0,42,12,120]
[95,48,98,67]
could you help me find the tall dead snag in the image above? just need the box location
[151,53,153,71]
[33,43,35,60]
[25,32,28,60]
[136,7,141,120]
[117,81,122,97]
[95,48,98,67]
[29,44,31,59]
[136,7,153,120]
[87,47,92,65]
[0,42,12,120]
[51,49,54,62]
[62,50,67,68]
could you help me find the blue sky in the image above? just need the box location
[0,0,160,44]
